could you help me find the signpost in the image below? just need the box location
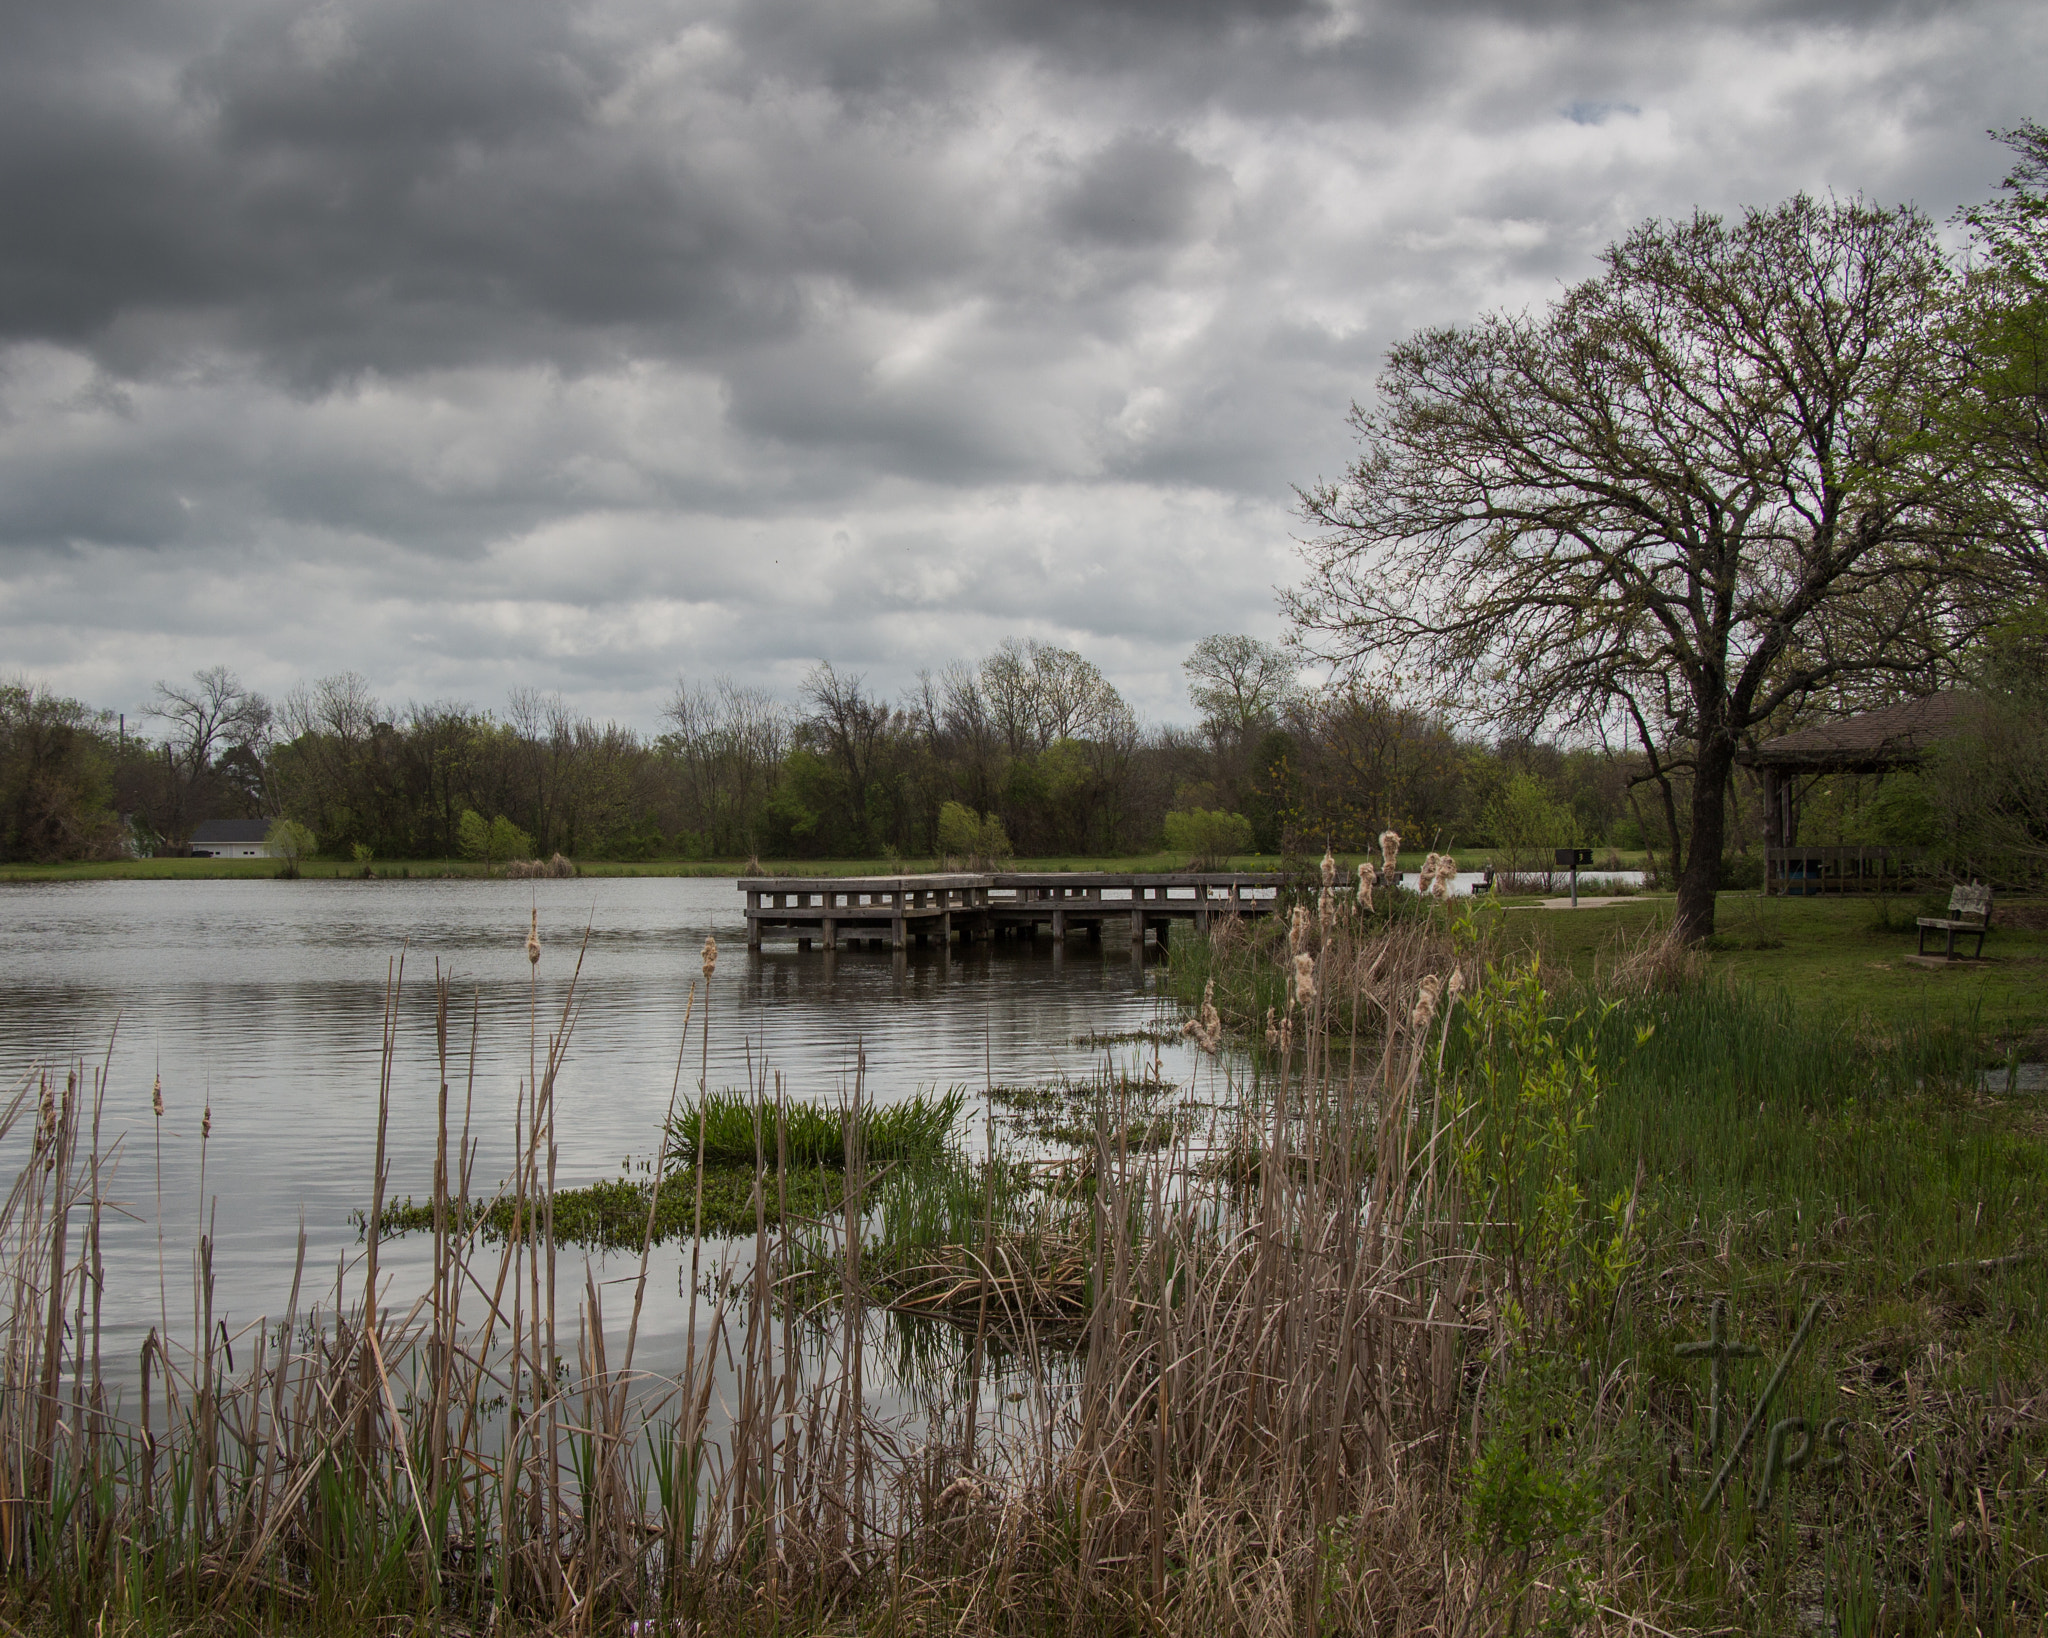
[1554,846,1594,907]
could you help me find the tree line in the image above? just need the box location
[6,635,1679,868]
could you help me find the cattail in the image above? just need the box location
[1264,1006,1279,1048]
[1356,861,1375,913]
[1411,972,1441,1031]
[525,909,541,967]
[1288,904,1310,956]
[35,1080,55,1155]
[1447,967,1465,1002]
[202,1103,212,1141]
[1279,1013,1294,1058]
[1379,829,1400,872]
[1318,886,1335,939]
[701,934,719,979]
[1292,949,1317,1004]
[152,1072,164,1119]
[1320,847,1337,890]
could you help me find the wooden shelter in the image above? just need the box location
[1740,692,1971,895]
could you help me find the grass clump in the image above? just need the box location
[666,1086,963,1170]
[372,1166,847,1246]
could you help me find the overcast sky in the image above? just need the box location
[2,0,2042,732]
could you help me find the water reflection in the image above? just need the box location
[0,877,1196,1382]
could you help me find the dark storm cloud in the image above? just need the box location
[0,0,2043,724]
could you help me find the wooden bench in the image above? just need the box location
[1917,882,1994,960]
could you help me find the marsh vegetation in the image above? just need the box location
[4,875,2045,1636]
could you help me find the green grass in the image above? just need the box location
[666,1087,964,1170]
[372,1164,848,1246]
[1496,890,2048,1054]
[1435,972,2048,1634]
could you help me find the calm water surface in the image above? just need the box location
[1,877,1197,1387]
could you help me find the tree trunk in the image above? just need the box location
[1674,731,1735,942]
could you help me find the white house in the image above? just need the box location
[189,820,282,859]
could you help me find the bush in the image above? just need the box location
[1162,808,1255,868]
[457,809,535,872]
[265,818,316,876]
[936,801,1011,866]
[1717,850,1763,890]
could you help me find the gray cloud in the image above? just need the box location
[0,0,2042,726]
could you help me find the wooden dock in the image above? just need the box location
[740,871,1283,952]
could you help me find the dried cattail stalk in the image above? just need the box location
[1279,1012,1294,1056]
[701,934,719,980]
[1411,972,1442,1030]
[152,1071,163,1118]
[525,909,542,967]
[1288,904,1310,956]
[1356,861,1375,913]
[1379,829,1401,872]
[1318,886,1335,940]
[1292,950,1317,1004]
[1320,847,1337,890]
[202,1103,211,1141]
[1446,967,1465,1003]
[1264,1005,1279,1048]
[1180,978,1226,1054]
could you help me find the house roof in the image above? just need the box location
[1742,691,1975,772]
[190,819,274,844]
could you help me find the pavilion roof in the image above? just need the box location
[1741,691,1974,772]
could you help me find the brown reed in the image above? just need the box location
[0,903,1492,1637]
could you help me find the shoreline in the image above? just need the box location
[0,849,1658,884]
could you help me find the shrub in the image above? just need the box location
[1162,808,1255,868]
[457,808,535,873]
[936,801,1011,866]
[266,817,316,876]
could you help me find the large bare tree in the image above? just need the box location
[1288,195,1981,940]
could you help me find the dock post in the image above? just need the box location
[1052,908,1066,942]
[1130,908,1144,949]
[891,913,905,951]
[822,916,837,950]
[940,910,952,946]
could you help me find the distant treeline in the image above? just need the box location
[9,637,1713,868]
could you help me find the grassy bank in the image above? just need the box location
[1166,891,2048,1633]
[1493,890,2048,1053]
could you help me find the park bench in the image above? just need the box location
[1916,882,1994,960]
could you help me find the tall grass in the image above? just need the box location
[0,904,1491,1635]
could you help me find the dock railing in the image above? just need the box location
[740,870,1283,951]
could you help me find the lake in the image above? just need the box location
[0,876,1199,1389]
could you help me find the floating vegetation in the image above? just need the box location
[666,1086,963,1170]
[1067,1026,1180,1048]
[370,1165,846,1247]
